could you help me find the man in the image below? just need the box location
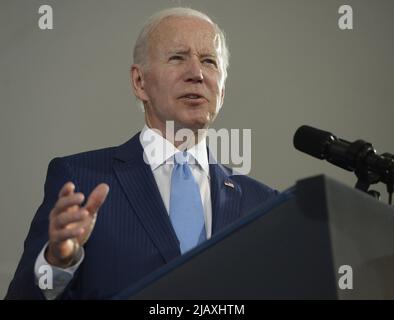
[6,7,277,299]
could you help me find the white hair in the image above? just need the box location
[133,7,230,81]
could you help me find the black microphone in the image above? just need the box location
[293,125,394,203]
[293,125,371,172]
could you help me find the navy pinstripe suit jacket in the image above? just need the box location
[6,132,278,299]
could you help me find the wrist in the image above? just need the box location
[45,242,82,269]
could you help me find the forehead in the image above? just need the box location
[149,16,219,55]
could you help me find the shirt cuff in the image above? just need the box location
[34,242,85,300]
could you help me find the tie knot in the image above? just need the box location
[174,151,190,165]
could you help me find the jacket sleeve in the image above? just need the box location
[4,157,75,299]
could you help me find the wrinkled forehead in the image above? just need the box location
[148,16,222,58]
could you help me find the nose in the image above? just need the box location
[184,57,203,83]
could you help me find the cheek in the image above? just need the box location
[210,83,224,109]
[145,79,167,105]
[157,71,179,99]
[207,78,224,112]
[206,71,223,93]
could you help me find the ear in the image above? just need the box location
[130,64,149,102]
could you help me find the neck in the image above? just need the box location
[144,117,207,149]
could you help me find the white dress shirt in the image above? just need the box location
[139,125,212,239]
[34,125,212,299]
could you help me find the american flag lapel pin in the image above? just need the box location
[224,180,234,188]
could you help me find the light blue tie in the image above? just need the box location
[169,151,207,254]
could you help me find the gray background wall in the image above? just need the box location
[1,0,393,297]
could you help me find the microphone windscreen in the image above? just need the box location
[293,125,334,159]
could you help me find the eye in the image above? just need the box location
[169,55,184,61]
[203,58,218,67]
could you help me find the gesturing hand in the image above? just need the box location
[45,182,109,268]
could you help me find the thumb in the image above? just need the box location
[84,183,110,215]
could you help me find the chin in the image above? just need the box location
[176,111,208,128]
[176,118,209,131]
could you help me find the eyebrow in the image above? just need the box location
[168,50,218,59]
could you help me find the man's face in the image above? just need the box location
[133,16,225,133]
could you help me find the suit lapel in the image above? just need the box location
[208,151,242,235]
[113,133,181,263]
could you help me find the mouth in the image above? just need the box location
[178,93,208,104]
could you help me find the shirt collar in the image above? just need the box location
[139,124,209,177]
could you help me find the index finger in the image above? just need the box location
[84,183,110,215]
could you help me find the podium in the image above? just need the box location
[115,175,394,299]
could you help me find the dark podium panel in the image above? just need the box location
[115,175,394,299]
